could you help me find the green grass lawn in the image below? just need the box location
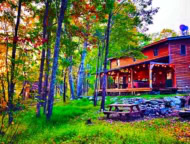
[1,98,190,144]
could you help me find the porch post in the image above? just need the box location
[117,72,120,89]
[173,66,177,88]
[149,64,154,88]
[130,68,134,95]
[130,68,133,88]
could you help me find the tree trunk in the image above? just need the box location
[101,12,112,111]
[8,0,22,125]
[0,78,6,101]
[59,70,64,102]
[82,71,86,96]
[68,56,75,100]
[77,42,87,98]
[86,73,89,96]
[43,30,51,114]
[36,0,50,117]
[94,43,101,106]
[46,0,68,120]
[5,33,10,94]
[63,69,67,102]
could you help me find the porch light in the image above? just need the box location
[143,64,145,68]
[111,72,115,75]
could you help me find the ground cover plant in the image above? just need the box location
[0,98,190,144]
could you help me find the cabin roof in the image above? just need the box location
[144,35,190,49]
[108,35,190,61]
[107,56,169,72]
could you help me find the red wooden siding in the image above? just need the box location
[110,43,169,69]
[169,39,190,89]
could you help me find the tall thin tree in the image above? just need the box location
[36,0,51,117]
[43,28,52,114]
[77,41,87,98]
[8,0,22,125]
[100,12,112,111]
[94,42,101,106]
[46,0,68,119]
[68,56,75,100]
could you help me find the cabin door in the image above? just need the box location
[166,71,173,87]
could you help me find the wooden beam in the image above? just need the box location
[150,62,169,65]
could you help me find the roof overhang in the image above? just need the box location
[106,56,169,73]
[144,35,190,49]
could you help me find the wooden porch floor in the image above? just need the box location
[98,88,152,92]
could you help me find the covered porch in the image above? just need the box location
[99,62,177,94]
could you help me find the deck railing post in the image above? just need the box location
[130,68,133,88]
[149,64,154,89]
[172,65,177,88]
[130,68,134,95]
[117,72,120,89]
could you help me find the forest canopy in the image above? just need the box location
[0,0,158,121]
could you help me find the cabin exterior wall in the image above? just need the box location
[169,39,190,90]
[110,43,169,69]
[108,36,190,92]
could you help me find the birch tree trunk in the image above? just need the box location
[8,0,22,125]
[77,42,87,98]
[68,56,75,100]
[36,0,50,117]
[46,0,68,120]
[101,12,112,111]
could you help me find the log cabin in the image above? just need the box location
[99,35,190,94]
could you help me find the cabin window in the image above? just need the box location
[133,58,136,62]
[116,59,120,66]
[153,47,158,56]
[180,45,186,55]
